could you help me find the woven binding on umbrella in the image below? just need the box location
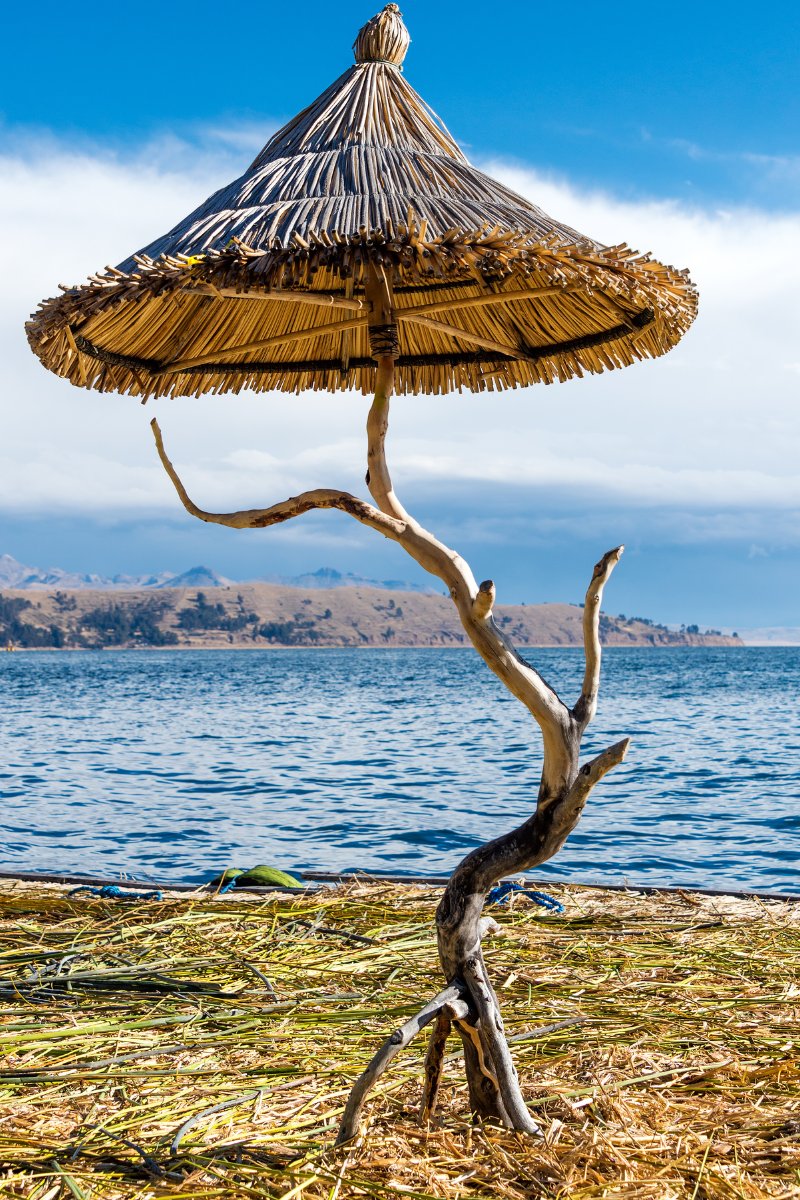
[27,4,697,399]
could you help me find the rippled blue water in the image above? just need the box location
[1,647,797,892]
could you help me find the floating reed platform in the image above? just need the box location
[0,878,798,1199]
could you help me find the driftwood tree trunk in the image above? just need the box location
[150,350,630,1142]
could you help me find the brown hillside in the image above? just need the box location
[0,584,742,650]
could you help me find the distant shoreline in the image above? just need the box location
[0,582,743,651]
[3,642,751,653]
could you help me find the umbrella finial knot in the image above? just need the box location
[353,4,410,66]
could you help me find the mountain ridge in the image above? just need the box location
[251,567,438,594]
[0,555,435,595]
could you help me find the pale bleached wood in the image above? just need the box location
[340,275,356,372]
[472,579,495,621]
[394,310,529,359]
[150,418,404,538]
[157,314,370,375]
[181,285,371,312]
[397,284,584,318]
[572,546,624,729]
[365,359,410,524]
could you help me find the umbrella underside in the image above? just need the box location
[28,222,695,399]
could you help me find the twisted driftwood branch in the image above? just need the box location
[336,982,467,1143]
[151,354,630,1140]
[151,418,404,538]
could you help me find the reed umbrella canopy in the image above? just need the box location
[28,3,697,399]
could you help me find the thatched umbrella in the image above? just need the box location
[26,5,695,1142]
[27,3,695,400]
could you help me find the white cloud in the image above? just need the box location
[1,134,800,541]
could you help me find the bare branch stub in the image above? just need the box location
[573,545,625,730]
[150,389,630,1141]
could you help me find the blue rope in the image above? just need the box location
[486,881,564,912]
[219,880,238,895]
[68,885,163,902]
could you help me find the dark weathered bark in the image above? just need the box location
[150,358,631,1142]
[419,996,471,1125]
[420,1008,452,1124]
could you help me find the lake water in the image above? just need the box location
[1,647,797,893]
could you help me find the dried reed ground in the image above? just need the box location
[0,880,797,1200]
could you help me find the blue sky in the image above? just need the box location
[7,0,800,210]
[2,0,800,628]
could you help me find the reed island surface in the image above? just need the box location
[0,877,796,1199]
